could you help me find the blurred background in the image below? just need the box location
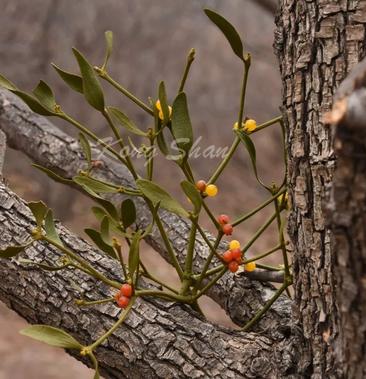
[0,0,281,377]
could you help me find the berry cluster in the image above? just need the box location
[222,240,242,273]
[115,283,133,308]
[217,214,233,235]
[195,180,218,197]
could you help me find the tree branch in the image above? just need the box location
[0,182,299,378]
[0,88,292,334]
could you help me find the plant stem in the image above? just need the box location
[244,243,282,264]
[102,110,138,180]
[153,212,184,280]
[43,236,121,289]
[242,282,287,332]
[249,116,283,135]
[195,234,223,289]
[274,200,291,277]
[89,298,135,351]
[193,264,224,280]
[100,72,154,116]
[135,289,189,303]
[232,187,286,227]
[139,261,179,294]
[178,48,195,93]
[194,221,222,260]
[241,212,277,253]
[194,267,226,299]
[208,59,250,185]
[76,297,115,307]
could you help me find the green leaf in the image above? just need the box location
[12,90,55,116]
[136,179,188,218]
[32,164,73,185]
[44,210,63,246]
[28,201,48,227]
[51,63,83,93]
[204,9,244,61]
[121,199,136,229]
[102,30,113,69]
[72,48,105,111]
[107,106,147,136]
[128,232,141,279]
[32,80,56,110]
[171,92,193,157]
[73,175,119,193]
[84,228,116,259]
[235,131,269,189]
[180,180,202,214]
[79,133,92,167]
[20,325,82,349]
[0,245,29,259]
[100,216,111,244]
[0,73,17,90]
[158,81,170,124]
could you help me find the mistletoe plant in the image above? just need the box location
[0,8,291,378]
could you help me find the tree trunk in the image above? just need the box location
[275,0,366,377]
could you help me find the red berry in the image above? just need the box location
[235,257,243,264]
[117,295,130,308]
[196,180,207,192]
[218,214,230,225]
[222,224,233,235]
[228,261,239,273]
[222,250,234,263]
[231,248,242,260]
[120,283,133,298]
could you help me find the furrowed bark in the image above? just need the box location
[275,1,366,377]
[327,57,366,378]
[0,182,299,378]
[0,88,293,336]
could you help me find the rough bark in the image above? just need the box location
[275,1,366,377]
[326,57,366,379]
[0,88,293,337]
[0,181,299,378]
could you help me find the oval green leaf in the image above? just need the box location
[121,199,136,229]
[72,48,105,111]
[20,325,83,349]
[32,164,73,185]
[0,245,29,259]
[32,80,56,110]
[136,179,188,218]
[107,107,147,136]
[44,209,63,246]
[51,63,83,93]
[102,30,113,69]
[171,92,193,157]
[84,228,116,259]
[180,180,202,214]
[12,90,55,116]
[0,73,17,90]
[158,81,170,124]
[28,201,48,227]
[128,231,141,280]
[79,133,92,167]
[204,9,244,61]
[73,176,119,194]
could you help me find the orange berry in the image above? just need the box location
[222,224,233,236]
[120,283,133,298]
[117,296,130,308]
[218,214,230,225]
[222,250,234,263]
[231,248,242,261]
[196,180,207,192]
[228,261,239,273]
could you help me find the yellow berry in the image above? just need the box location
[157,102,172,121]
[243,119,257,132]
[229,240,241,250]
[277,192,289,210]
[205,184,218,197]
[245,262,256,272]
